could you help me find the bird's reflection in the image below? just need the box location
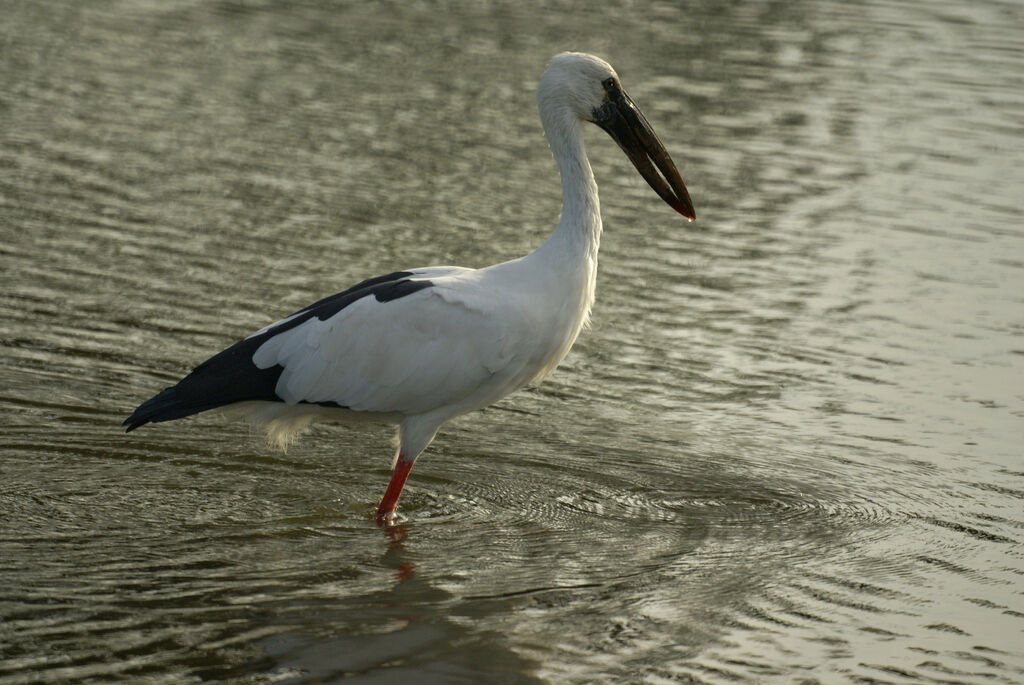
[381,523,416,582]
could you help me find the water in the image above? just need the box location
[2,1,1022,682]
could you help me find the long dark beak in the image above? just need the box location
[593,80,695,220]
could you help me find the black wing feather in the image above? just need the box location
[123,272,432,431]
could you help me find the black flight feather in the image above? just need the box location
[123,272,433,432]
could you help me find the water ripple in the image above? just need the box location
[3,0,1024,682]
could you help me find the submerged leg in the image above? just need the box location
[376,453,415,525]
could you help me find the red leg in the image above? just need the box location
[376,454,415,525]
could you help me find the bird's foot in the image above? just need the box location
[375,507,399,526]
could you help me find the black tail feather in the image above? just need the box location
[123,385,186,432]
[122,383,248,432]
[123,271,433,432]
[123,341,284,432]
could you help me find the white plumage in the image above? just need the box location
[125,52,694,523]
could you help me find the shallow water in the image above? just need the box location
[2,1,1023,683]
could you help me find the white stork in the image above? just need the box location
[124,52,695,524]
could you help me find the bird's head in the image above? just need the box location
[539,52,695,221]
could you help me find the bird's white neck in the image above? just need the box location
[534,104,602,265]
[507,100,602,362]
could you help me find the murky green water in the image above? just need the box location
[2,1,1022,683]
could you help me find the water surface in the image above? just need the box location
[2,1,1023,683]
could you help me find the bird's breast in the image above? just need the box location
[515,255,598,386]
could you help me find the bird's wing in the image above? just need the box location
[123,267,519,430]
[252,267,531,416]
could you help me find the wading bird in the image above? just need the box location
[124,52,695,523]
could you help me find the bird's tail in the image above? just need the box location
[123,384,222,432]
[123,333,287,433]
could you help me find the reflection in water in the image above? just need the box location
[383,524,417,583]
[1,0,1023,683]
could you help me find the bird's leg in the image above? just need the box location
[376,452,415,525]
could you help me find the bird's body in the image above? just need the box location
[125,52,694,523]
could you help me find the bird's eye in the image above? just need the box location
[602,77,615,89]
